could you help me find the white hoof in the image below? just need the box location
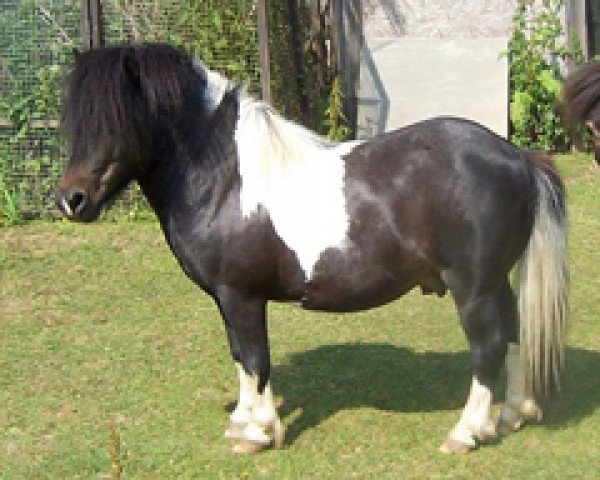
[224,421,247,440]
[232,439,271,454]
[497,400,543,434]
[439,436,477,454]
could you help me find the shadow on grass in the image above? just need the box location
[272,343,470,443]
[266,343,599,443]
[544,347,600,429]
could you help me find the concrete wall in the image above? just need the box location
[358,36,509,138]
[357,0,519,139]
[362,0,517,39]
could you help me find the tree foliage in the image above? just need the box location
[505,0,584,151]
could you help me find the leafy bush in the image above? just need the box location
[325,77,350,141]
[505,0,584,151]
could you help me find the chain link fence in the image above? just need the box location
[1,0,332,221]
[1,0,80,220]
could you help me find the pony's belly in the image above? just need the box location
[298,244,446,312]
[301,280,416,312]
[300,268,418,312]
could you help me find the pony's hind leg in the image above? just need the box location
[497,342,542,434]
[217,287,283,453]
[441,280,514,453]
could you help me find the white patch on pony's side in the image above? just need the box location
[196,60,362,278]
[234,96,362,279]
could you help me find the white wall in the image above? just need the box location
[357,0,517,138]
[358,37,509,138]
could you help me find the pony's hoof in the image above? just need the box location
[272,419,285,449]
[496,416,522,435]
[496,401,542,435]
[232,439,271,454]
[224,421,247,440]
[439,437,477,454]
[475,426,497,442]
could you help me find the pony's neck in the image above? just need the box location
[138,87,241,223]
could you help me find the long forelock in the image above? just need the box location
[61,44,208,156]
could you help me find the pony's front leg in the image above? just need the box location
[217,287,284,453]
[227,368,283,453]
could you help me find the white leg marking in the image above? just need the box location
[241,381,280,445]
[448,376,495,447]
[229,363,254,425]
[228,364,283,446]
[498,343,542,432]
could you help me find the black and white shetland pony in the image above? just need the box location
[56,44,568,454]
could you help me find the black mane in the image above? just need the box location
[61,43,209,158]
[563,60,600,125]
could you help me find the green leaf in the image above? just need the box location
[510,90,533,130]
[539,69,562,96]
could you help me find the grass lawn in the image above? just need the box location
[1,154,598,479]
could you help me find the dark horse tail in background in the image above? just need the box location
[563,59,600,167]
[55,44,568,454]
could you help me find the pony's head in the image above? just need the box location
[56,44,211,221]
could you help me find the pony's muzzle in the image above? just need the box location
[56,187,88,219]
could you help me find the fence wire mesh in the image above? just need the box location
[1,0,332,220]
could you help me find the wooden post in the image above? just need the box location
[81,0,103,50]
[90,0,103,48]
[256,0,272,103]
[81,0,91,50]
[288,0,310,124]
[566,0,588,59]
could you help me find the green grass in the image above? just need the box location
[1,154,599,479]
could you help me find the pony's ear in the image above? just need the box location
[122,52,141,89]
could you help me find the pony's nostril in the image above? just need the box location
[66,188,87,214]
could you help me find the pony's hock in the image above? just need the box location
[56,43,568,454]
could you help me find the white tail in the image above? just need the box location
[516,162,568,399]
